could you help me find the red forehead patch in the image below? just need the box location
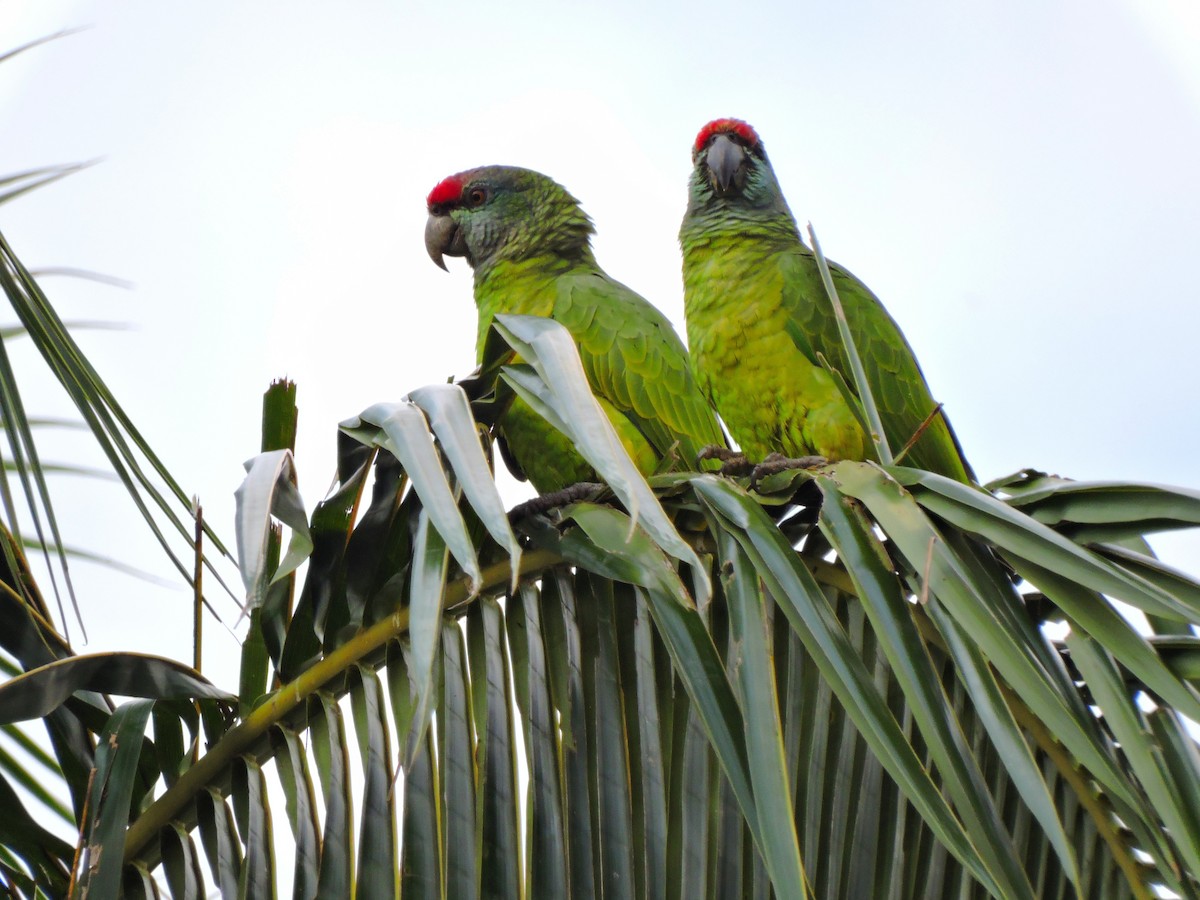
[426,174,465,209]
[693,118,760,153]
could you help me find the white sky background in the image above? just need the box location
[1,1,1198,680]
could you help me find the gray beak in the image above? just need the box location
[424,213,463,270]
[705,133,746,195]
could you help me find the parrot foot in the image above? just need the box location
[697,445,754,477]
[749,453,828,491]
[508,482,606,522]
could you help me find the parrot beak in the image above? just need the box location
[705,133,746,196]
[424,213,466,271]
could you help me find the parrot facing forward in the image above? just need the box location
[679,118,973,483]
[425,165,725,494]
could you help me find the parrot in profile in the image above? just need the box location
[679,118,974,483]
[425,165,725,494]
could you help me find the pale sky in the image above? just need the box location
[1,1,1198,675]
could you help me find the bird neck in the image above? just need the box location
[681,206,803,255]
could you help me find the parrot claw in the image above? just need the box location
[749,453,828,491]
[701,446,826,484]
[508,482,606,522]
[698,445,754,477]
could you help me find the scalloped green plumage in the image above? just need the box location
[680,121,973,482]
[427,165,724,493]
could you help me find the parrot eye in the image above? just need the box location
[465,187,488,207]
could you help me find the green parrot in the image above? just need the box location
[425,165,725,494]
[679,118,974,483]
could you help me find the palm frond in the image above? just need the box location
[0,317,1165,898]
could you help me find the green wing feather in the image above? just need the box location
[780,249,974,481]
[553,272,725,470]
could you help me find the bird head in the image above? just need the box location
[425,166,594,274]
[693,118,761,195]
[686,118,792,220]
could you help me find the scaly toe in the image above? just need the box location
[698,445,740,463]
[749,454,828,491]
[697,445,755,477]
[508,482,605,522]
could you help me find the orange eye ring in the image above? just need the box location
[466,187,487,207]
